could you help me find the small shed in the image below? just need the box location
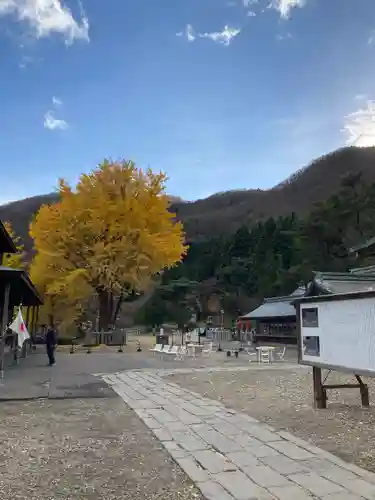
[239,286,306,344]
[0,222,43,375]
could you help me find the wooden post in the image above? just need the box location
[20,306,31,358]
[25,306,31,329]
[0,283,10,379]
[313,366,327,409]
[355,375,370,408]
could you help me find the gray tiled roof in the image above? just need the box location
[241,299,296,319]
[350,265,375,275]
[241,286,304,320]
[349,236,375,254]
[313,271,375,294]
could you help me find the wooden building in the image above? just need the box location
[0,221,43,375]
[238,286,305,344]
[239,268,375,344]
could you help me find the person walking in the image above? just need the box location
[45,325,57,366]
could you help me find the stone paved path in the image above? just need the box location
[101,366,375,500]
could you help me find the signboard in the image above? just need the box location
[297,292,375,375]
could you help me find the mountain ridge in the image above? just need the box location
[1,146,375,247]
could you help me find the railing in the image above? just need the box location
[88,328,140,346]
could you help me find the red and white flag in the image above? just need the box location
[9,309,30,348]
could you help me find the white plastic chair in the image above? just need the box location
[149,344,162,355]
[176,346,187,360]
[160,345,171,359]
[244,345,257,363]
[164,345,180,359]
[202,342,213,357]
[276,345,286,361]
[260,348,271,364]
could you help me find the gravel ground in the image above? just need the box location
[0,396,203,500]
[167,365,375,473]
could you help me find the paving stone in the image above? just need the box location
[242,464,294,488]
[176,409,203,425]
[245,425,282,443]
[261,455,310,475]
[161,440,181,451]
[232,432,263,449]
[162,420,187,432]
[320,493,364,500]
[268,484,315,500]
[193,449,238,474]
[288,472,346,496]
[226,451,261,469]
[206,418,240,436]
[148,408,178,424]
[173,431,210,452]
[298,457,340,474]
[182,402,211,416]
[142,416,162,429]
[339,478,375,499]
[244,443,282,459]
[128,398,156,409]
[215,470,276,500]
[168,446,190,460]
[268,441,315,460]
[148,394,171,406]
[191,425,242,453]
[197,480,236,500]
[174,456,211,483]
[152,427,173,442]
[320,465,361,484]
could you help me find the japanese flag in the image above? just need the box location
[9,309,30,348]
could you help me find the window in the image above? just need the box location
[303,336,320,357]
[302,307,319,328]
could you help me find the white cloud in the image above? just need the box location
[0,0,89,44]
[270,0,305,19]
[368,31,375,45]
[200,26,241,45]
[276,31,292,41]
[44,110,68,130]
[52,95,62,106]
[177,24,241,46]
[343,101,375,147]
[44,97,67,130]
[176,23,196,42]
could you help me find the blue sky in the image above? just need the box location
[0,0,375,203]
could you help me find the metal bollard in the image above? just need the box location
[117,335,124,353]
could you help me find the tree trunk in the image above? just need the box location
[98,289,112,331]
[112,292,124,327]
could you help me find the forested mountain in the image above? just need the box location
[2,146,375,326]
[137,169,375,326]
[2,147,375,247]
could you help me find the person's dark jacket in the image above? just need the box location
[45,328,57,347]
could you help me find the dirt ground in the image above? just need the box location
[0,395,203,500]
[167,365,375,473]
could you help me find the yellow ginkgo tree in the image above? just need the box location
[2,221,25,269]
[30,159,188,330]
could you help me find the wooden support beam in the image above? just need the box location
[324,384,361,389]
[313,366,327,409]
[313,370,370,409]
[25,306,31,329]
[355,374,370,408]
[0,283,10,379]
